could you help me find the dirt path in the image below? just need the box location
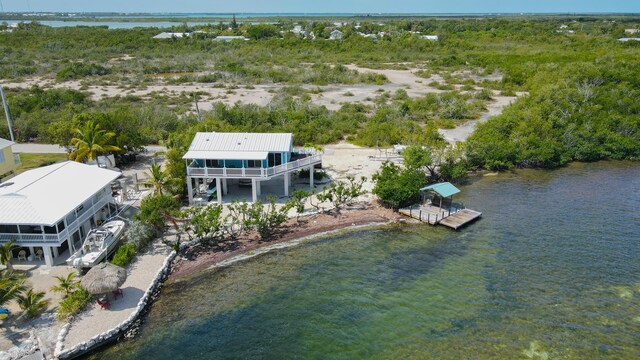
[438,93,521,144]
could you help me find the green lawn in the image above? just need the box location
[16,153,69,174]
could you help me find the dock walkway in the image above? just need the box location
[399,203,481,229]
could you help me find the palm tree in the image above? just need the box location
[50,272,79,298]
[69,121,121,163]
[0,240,20,272]
[16,288,48,319]
[142,163,167,195]
[0,270,27,307]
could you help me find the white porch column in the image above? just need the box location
[52,246,59,258]
[257,180,261,196]
[252,179,258,202]
[43,247,53,267]
[187,176,193,205]
[29,247,35,255]
[284,172,290,197]
[309,165,314,189]
[216,178,222,205]
[222,178,228,195]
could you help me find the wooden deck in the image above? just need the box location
[438,209,482,230]
[398,204,481,230]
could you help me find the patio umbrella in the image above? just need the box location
[80,263,127,295]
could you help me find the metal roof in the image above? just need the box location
[183,132,292,160]
[183,150,268,161]
[420,182,461,198]
[153,32,189,39]
[0,161,121,226]
[0,138,14,149]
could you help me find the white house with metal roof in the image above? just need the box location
[0,161,121,267]
[183,132,322,204]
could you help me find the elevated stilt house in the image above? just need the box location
[183,132,322,204]
[0,161,121,267]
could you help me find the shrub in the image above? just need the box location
[126,219,156,250]
[296,168,328,181]
[135,194,180,232]
[111,244,136,267]
[17,289,48,319]
[56,63,110,81]
[373,162,428,208]
[57,288,92,321]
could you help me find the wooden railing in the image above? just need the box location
[187,154,322,178]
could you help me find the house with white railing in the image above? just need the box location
[183,132,322,204]
[0,161,121,267]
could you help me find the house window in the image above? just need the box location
[0,225,18,233]
[247,160,261,168]
[44,225,57,234]
[19,225,42,234]
[205,159,221,168]
[268,153,282,167]
[0,151,5,164]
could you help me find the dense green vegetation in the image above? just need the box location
[56,287,92,321]
[0,16,638,168]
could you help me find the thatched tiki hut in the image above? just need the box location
[420,182,461,210]
[80,263,127,295]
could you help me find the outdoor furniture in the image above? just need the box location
[35,249,43,261]
[17,250,27,262]
[112,288,124,299]
[96,298,110,310]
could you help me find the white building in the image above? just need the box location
[213,36,249,41]
[0,161,121,267]
[330,30,343,40]
[152,32,190,39]
[419,35,439,41]
[618,37,640,42]
[183,132,322,204]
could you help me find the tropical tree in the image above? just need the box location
[142,163,167,195]
[16,289,48,319]
[69,121,121,163]
[50,273,79,298]
[0,240,20,272]
[0,270,27,307]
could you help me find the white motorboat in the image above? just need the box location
[66,219,127,269]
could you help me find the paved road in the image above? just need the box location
[12,143,68,154]
[12,143,167,154]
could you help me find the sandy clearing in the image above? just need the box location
[0,64,491,112]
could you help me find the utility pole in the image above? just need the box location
[0,85,15,142]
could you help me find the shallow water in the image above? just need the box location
[92,161,640,359]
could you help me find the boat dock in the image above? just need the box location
[398,204,482,230]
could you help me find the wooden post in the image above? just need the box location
[410,206,412,217]
[442,211,445,219]
[427,213,430,223]
[419,210,422,221]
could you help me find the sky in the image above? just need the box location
[1,0,639,14]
